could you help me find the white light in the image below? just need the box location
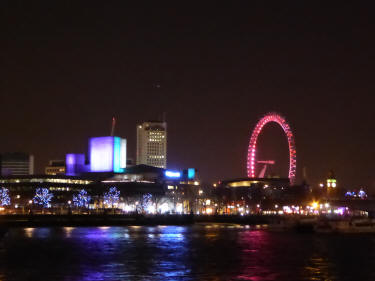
[146,204,156,214]
[159,203,169,214]
[165,171,181,178]
[176,203,183,214]
[123,204,134,213]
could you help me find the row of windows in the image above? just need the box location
[148,155,165,159]
[0,178,92,184]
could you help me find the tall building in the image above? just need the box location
[0,152,34,176]
[136,121,167,168]
[45,160,66,175]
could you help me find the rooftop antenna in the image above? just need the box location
[110,117,116,136]
[303,166,307,181]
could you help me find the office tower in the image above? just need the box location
[136,121,167,168]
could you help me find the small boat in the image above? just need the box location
[314,220,334,233]
[335,219,375,233]
[0,226,8,239]
[267,220,294,231]
[315,218,375,233]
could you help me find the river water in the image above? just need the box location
[1,225,375,280]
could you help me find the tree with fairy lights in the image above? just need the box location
[0,187,11,206]
[73,189,91,208]
[33,188,53,208]
[103,187,120,209]
[141,193,153,214]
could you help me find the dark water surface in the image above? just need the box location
[1,225,375,280]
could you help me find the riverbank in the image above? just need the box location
[0,214,282,227]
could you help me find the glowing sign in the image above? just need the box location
[187,168,195,179]
[165,170,181,178]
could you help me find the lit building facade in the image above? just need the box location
[89,136,126,173]
[45,160,66,175]
[65,136,127,176]
[136,121,167,168]
[0,152,34,176]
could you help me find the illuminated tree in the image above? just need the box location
[73,189,91,208]
[141,193,153,213]
[103,187,120,208]
[0,187,10,206]
[33,188,53,208]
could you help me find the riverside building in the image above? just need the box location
[136,121,167,168]
[0,152,34,176]
[45,160,66,175]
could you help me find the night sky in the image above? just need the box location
[1,2,374,189]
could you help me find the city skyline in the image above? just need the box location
[1,2,375,188]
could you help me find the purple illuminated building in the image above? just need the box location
[65,154,86,176]
[89,136,126,173]
[65,136,126,175]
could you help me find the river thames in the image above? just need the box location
[1,225,375,280]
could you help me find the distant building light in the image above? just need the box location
[165,171,181,178]
[187,168,195,179]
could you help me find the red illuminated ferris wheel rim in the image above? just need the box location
[247,113,296,183]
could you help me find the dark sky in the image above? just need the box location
[1,2,375,189]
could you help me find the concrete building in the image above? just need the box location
[45,160,66,175]
[136,121,167,168]
[0,152,34,176]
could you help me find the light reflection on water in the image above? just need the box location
[1,225,375,280]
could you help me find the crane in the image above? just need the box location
[110,117,116,136]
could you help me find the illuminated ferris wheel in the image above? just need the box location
[247,113,296,184]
